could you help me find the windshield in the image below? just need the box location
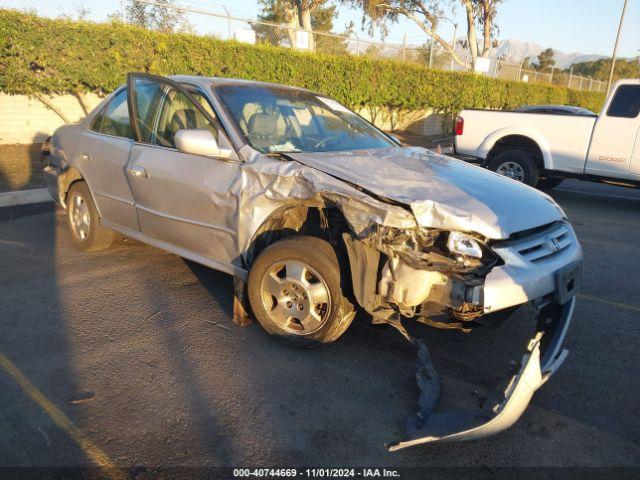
[215,84,396,153]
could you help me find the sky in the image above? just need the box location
[3,0,639,58]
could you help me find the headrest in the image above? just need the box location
[247,113,279,138]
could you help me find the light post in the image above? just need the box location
[606,0,629,93]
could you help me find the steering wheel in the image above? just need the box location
[313,135,341,150]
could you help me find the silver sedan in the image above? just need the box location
[43,74,582,449]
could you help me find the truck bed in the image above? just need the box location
[455,110,597,174]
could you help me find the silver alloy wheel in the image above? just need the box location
[69,193,91,241]
[259,260,332,335]
[495,161,526,182]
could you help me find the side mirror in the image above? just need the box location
[174,129,233,159]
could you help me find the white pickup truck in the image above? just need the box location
[454,79,640,189]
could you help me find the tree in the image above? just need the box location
[126,0,192,33]
[344,0,505,70]
[569,58,640,82]
[536,47,555,71]
[257,0,331,47]
[257,0,345,52]
[297,0,328,50]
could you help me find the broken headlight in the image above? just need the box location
[447,232,483,259]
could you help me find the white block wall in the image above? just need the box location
[0,93,102,144]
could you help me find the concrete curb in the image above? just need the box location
[0,189,53,208]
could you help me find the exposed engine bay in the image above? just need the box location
[344,224,500,331]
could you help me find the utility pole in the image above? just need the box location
[450,23,457,70]
[121,0,126,22]
[518,56,524,81]
[568,66,573,87]
[606,0,629,93]
[402,33,407,61]
[429,37,434,68]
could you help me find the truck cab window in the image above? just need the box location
[606,85,640,118]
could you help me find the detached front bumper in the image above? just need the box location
[388,296,575,451]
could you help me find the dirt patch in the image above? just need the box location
[0,143,45,192]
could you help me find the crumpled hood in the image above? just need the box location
[286,147,564,239]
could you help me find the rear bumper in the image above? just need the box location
[43,165,61,205]
[388,297,575,450]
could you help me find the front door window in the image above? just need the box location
[128,75,221,150]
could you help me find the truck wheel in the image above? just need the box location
[66,181,115,252]
[537,177,564,191]
[248,236,354,348]
[488,151,539,187]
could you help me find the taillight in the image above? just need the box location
[455,116,464,136]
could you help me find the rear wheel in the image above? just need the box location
[488,150,539,187]
[248,236,354,348]
[67,181,114,251]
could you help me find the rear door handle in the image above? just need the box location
[128,165,148,178]
[81,153,91,161]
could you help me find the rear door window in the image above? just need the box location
[90,89,133,139]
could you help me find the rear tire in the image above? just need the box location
[248,236,354,348]
[488,150,539,187]
[537,177,564,191]
[66,181,114,252]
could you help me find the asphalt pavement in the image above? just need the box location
[0,179,639,475]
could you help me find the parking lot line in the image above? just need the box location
[0,353,126,480]
[578,293,640,313]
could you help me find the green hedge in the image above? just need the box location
[0,9,605,114]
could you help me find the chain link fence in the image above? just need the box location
[1,0,608,93]
[495,59,607,93]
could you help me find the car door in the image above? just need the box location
[585,83,640,179]
[77,87,139,231]
[126,74,242,270]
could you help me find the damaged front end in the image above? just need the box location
[241,149,580,450]
[343,225,499,332]
[341,221,578,450]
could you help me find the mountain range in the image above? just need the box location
[494,39,607,69]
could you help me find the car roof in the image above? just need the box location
[168,75,318,94]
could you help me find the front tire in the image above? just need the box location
[67,181,114,252]
[247,236,354,348]
[488,150,539,187]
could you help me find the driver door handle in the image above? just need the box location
[128,165,148,178]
